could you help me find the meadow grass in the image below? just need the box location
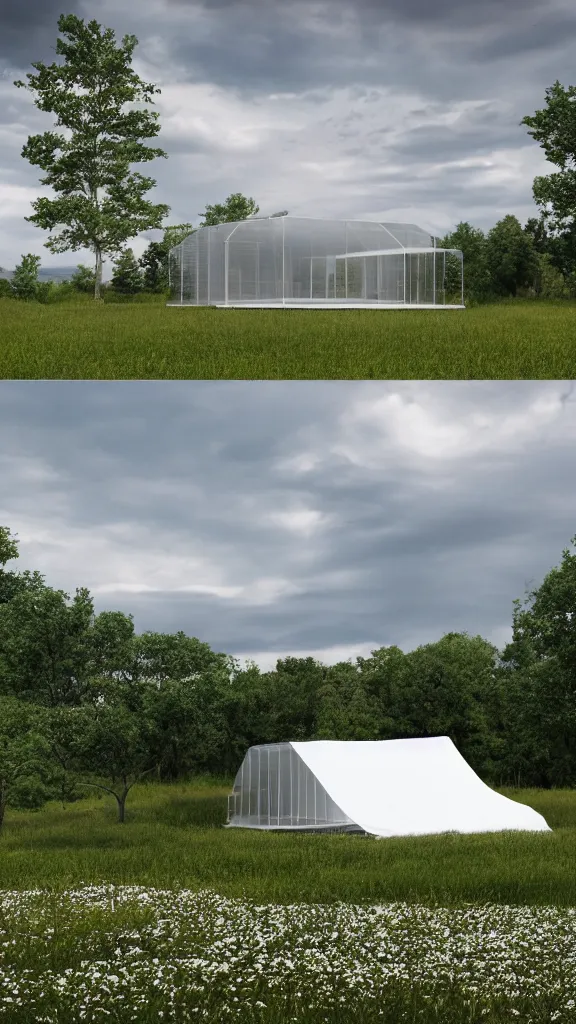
[1,779,576,1022]
[1,295,575,379]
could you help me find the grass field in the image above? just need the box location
[1,778,576,1023]
[1,296,575,379]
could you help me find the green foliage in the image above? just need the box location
[535,251,572,298]
[0,696,54,824]
[70,264,97,292]
[437,222,492,303]
[0,585,95,706]
[0,527,49,607]
[138,240,168,292]
[523,214,551,256]
[547,221,576,288]
[13,13,171,299]
[138,224,197,295]
[1,528,576,819]
[0,525,20,567]
[162,223,195,251]
[521,80,576,231]
[110,247,144,294]
[0,278,13,298]
[10,253,41,300]
[485,215,540,297]
[441,251,462,304]
[199,192,259,226]
[499,537,576,787]
[34,279,58,304]
[48,701,158,821]
[315,662,381,741]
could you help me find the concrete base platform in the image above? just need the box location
[166,302,465,310]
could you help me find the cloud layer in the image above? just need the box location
[1,380,575,671]
[1,0,574,276]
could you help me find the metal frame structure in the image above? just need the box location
[167,215,464,309]
[226,742,362,832]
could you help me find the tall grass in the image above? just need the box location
[0,780,572,907]
[1,296,575,379]
[1,780,576,1023]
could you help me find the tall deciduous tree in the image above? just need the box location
[521,81,576,232]
[14,14,170,300]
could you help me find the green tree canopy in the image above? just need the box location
[199,192,259,226]
[45,701,157,822]
[437,221,492,301]
[485,215,539,297]
[110,247,144,295]
[0,697,54,830]
[500,536,576,786]
[0,585,95,706]
[0,526,47,607]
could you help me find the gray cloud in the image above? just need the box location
[0,0,572,276]
[0,381,575,671]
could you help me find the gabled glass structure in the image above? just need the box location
[167,215,464,309]
[226,742,361,833]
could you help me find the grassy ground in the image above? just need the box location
[1,779,576,1022]
[0,295,575,379]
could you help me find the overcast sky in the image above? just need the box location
[1,0,575,279]
[1,380,575,672]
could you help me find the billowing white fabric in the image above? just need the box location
[290,736,551,838]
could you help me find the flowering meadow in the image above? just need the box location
[1,780,575,1023]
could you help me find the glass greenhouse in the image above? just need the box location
[226,742,362,833]
[167,215,464,308]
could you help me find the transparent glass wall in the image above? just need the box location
[167,217,464,307]
[227,743,358,830]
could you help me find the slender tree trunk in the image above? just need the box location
[116,785,129,823]
[94,248,103,301]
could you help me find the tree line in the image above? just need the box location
[1,524,576,829]
[0,13,575,306]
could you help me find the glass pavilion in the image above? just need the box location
[167,215,464,309]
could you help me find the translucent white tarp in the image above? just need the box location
[227,737,551,838]
[167,216,464,308]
